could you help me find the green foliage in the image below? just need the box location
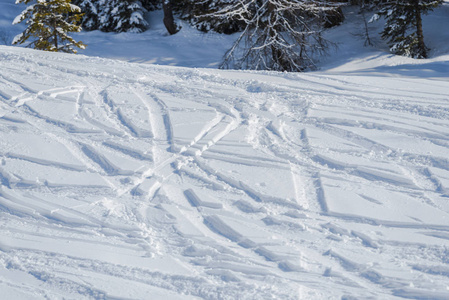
[13,0,86,53]
[72,0,98,31]
[372,0,442,58]
[173,0,244,34]
[112,0,148,33]
[73,0,151,33]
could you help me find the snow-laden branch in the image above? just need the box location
[215,0,342,72]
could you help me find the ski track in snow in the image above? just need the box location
[0,47,449,299]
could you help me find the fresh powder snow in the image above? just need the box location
[0,1,449,299]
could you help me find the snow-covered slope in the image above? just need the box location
[1,0,449,298]
[1,45,449,299]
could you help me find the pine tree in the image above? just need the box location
[174,0,244,34]
[73,0,151,33]
[371,0,443,58]
[111,0,149,33]
[13,0,86,53]
[142,0,161,11]
[71,0,99,31]
[215,0,341,72]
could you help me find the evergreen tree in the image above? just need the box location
[111,0,149,33]
[371,0,443,58]
[13,0,86,53]
[142,0,161,11]
[215,0,342,72]
[174,0,244,34]
[72,0,99,31]
[73,0,150,32]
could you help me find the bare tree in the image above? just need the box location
[213,0,342,72]
[351,0,374,47]
[361,8,373,46]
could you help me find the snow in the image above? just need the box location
[1,0,449,299]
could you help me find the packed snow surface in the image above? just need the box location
[1,45,449,299]
[1,1,449,298]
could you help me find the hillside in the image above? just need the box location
[1,43,449,298]
[1,1,449,299]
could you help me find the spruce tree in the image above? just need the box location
[371,0,443,58]
[110,0,149,33]
[73,0,151,33]
[13,0,86,53]
[72,0,99,31]
[173,0,244,34]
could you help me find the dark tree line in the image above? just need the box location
[71,0,245,34]
[13,0,446,69]
[73,0,444,63]
[72,0,157,32]
[71,0,345,71]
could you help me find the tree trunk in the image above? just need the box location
[413,0,427,58]
[53,20,58,50]
[267,3,286,70]
[163,1,179,35]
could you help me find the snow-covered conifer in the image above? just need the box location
[13,0,86,53]
[142,0,161,11]
[371,0,443,58]
[215,0,342,72]
[73,0,150,32]
[72,0,99,31]
[174,0,244,34]
[111,0,149,33]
